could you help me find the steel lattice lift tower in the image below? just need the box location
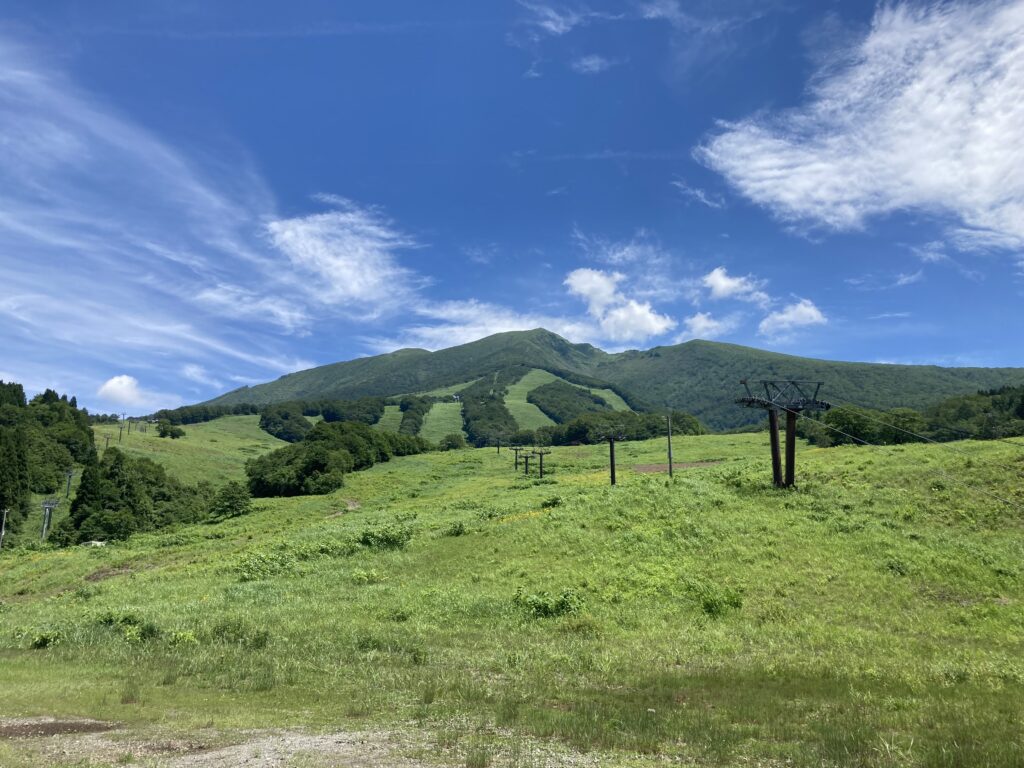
[736,380,831,488]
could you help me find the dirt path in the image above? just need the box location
[0,718,607,767]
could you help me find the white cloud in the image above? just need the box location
[564,267,675,342]
[97,375,180,411]
[701,266,770,307]
[265,197,421,315]
[518,2,586,36]
[366,299,595,352]
[564,268,624,315]
[671,178,725,209]
[570,54,616,74]
[698,1,1024,253]
[677,311,740,341]
[894,270,923,287]
[757,299,827,338]
[181,364,223,389]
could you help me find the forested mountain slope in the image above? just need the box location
[205,329,1024,430]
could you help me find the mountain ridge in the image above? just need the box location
[205,329,1024,429]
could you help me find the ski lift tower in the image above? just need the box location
[736,380,831,488]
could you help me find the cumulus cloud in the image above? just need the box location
[564,267,675,342]
[701,266,771,307]
[97,375,179,410]
[757,299,827,338]
[698,1,1024,253]
[677,311,740,341]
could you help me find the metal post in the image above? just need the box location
[104,435,111,450]
[118,424,124,443]
[534,449,550,479]
[65,468,74,498]
[523,454,531,475]
[609,438,617,486]
[41,499,58,541]
[667,411,674,479]
[768,410,783,488]
[127,420,132,435]
[0,507,8,551]
[784,411,797,488]
[496,438,500,454]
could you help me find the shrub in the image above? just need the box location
[30,629,62,649]
[438,433,467,451]
[514,587,584,618]
[443,520,467,537]
[209,481,253,520]
[358,522,414,550]
[234,550,296,581]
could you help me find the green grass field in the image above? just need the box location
[1,425,1023,766]
[504,369,632,431]
[419,402,466,443]
[91,416,286,485]
[373,404,403,433]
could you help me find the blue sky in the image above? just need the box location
[2,0,1023,412]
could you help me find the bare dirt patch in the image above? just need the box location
[0,717,116,738]
[327,499,361,518]
[633,461,722,473]
[84,564,134,582]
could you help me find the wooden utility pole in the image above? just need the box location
[666,410,674,479]
[104,435,111,450]
[608,438,617,486]
[736,380,830,488]
[118,423,124,443]
[523,454,531,475]
[533,449,551,478]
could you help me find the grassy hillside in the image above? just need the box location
[92,416,285,485]
[372,404,403,433]
[418,402,466,443]
[203,330,1024,430]
[1,419,1022,766]
[503,369,558,430]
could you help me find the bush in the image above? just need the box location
[209,481,253,520]
[514,587,584,618]
[438,433,467,450]
[358,521,415,550]
[156,419,186,439]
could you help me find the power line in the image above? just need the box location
[831,399,1024,454]
[783,405,1023,514]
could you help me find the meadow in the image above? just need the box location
[1,423,1022,766]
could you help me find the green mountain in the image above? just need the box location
[206,329,1024,430]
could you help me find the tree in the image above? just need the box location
[209,481,253,519]
[438,433,466,450]
[157,419,185,439]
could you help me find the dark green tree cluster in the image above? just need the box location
[156,419,186,439]
[398,396,433,435]
[151,402,259,425]
[320,397,386,425]
[532,410,704,446]
[796,406,928,447]
[527,381,612,423]
[924,385,1024,440]
[51,448,211,544]
[259,403,313,442]
[245,421,431,497]
[461,373,520,446]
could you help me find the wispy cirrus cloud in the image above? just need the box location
[570,54,619,74]
[671,178,725,209]
[698,0,1024,256]
[0,35,414,409]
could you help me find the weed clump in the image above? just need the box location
[442,521,467,537]
[234,550,296,581]
[207,616,271,649]
[30,630,62,649]
[687,581,743,618]
[514,587,584,618]
[358,521,414,550]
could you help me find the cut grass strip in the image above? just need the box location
[418,402,466,443]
